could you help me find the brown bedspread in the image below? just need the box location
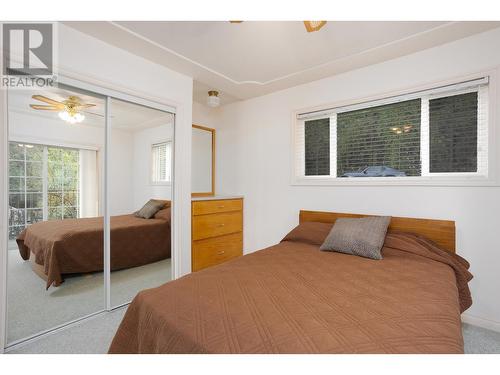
[109,230,472,354]
[17,209,171,289]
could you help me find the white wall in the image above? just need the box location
[193,101,220,129]
[0,23,193,351]
[215,28,500,331]
[132,124,173,210]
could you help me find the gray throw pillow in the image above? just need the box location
[134,199,166,219]
[319,216,391,260]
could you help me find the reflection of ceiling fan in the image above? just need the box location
[230,21,327,33]
[29,95,97,124]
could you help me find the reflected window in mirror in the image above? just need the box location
[151,141,172,185]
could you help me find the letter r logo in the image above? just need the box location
[3,23,53,76]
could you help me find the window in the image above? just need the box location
[151,141,172,184]
[8,142,80,240]
[294,77,489,183]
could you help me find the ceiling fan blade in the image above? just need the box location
[32,95,65,108]
[83,110,104,117]
[29,104,60,111]
[77,103,97,109]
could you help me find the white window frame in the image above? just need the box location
[150,140,172,186]
[292,71,498,187]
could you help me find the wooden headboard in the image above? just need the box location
[299,210,456,253]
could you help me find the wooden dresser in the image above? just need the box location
[191,197,243,271]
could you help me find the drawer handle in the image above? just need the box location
[217,205,225,209]
[217,223,225,227]
[217,250,225,255]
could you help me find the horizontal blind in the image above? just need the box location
[151,142,171,183]
[336,99,422,177]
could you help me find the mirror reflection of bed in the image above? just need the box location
[6,86,174,345]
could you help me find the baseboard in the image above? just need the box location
[462,313,500,333]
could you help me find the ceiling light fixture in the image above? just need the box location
[30,95,94,124]
[229,21,328,33]
[58,110,85,124]
[207,90,220,108]
[303,21,327,33]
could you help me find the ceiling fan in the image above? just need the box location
[29,95,97,124]
[230,21,327,33]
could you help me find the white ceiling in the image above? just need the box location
[65,21,500,106]
[9,86,174,131]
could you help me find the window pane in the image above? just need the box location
[337,99,421,177]
[305,118,330,176]
[62,149,79,164]
[26,161,42,177]
[9,161,25,177]
[48,192,63,206]
[63,206,78,219]
[47,147,62,161]
[26,209,43,224]
[48,207,62,220]
[9,143,24,160]
[9,177,24,192]
[26,145,44,161]
[63,191,78,206]
[9,193,25,209]
[64,177,78,190]
[65,166,78,180]
[9,208,25,227]
[26,177,43,192]
[26,193,43,209]
[429,92,478,173]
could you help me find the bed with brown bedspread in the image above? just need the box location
[17,207,171,289]
[108,221,472,354]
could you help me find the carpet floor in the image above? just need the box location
[6,250,171,345]
[7,311,500,354]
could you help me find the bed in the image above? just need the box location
[16,204,171,289]
[108,210,472,354]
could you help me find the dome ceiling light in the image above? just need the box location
[207,90,220,107]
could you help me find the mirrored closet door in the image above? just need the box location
[108,98,174,308]
[6,84,106,345]
[4,81,176,349]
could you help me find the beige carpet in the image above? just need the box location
[6,250,171,345]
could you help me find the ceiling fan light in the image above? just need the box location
[207,90,220,108]
[59,110,85,124]
[303,21,327,32]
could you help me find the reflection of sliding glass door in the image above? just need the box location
[8,143,82,245]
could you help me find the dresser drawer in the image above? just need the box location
[192,211,242,240]
[192,199,242,216]
[192,232,243,271]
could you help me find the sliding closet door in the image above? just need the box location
[108,98,174,308]
[6,85,106,345]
